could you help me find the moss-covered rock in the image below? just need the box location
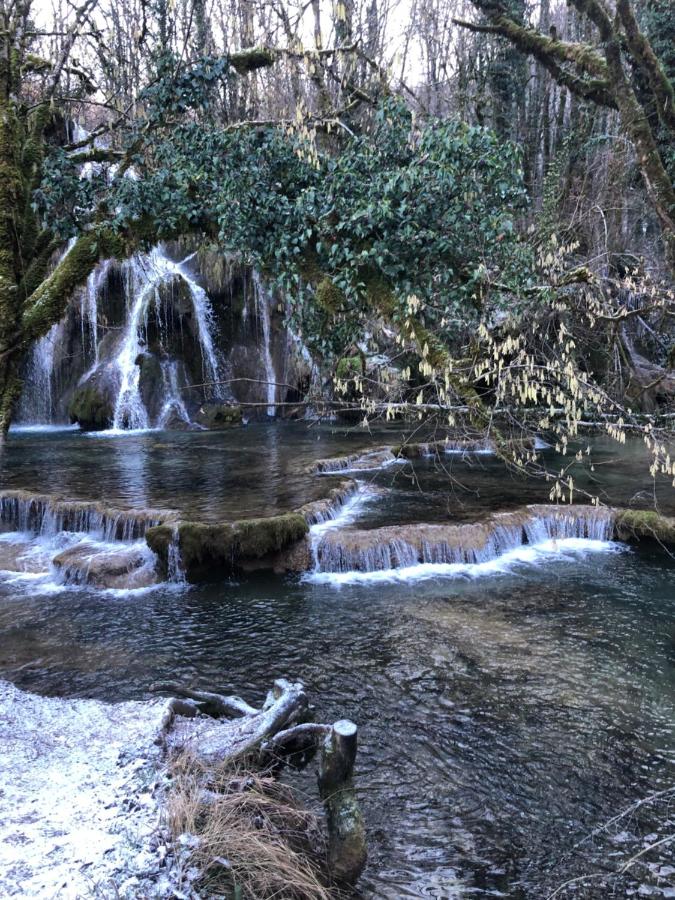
[145,524,174,561]
[613,509,675,546]
[68,383,113,430]
[195,403,243,429]
[148,512,308,580]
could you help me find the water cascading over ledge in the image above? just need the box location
[15,245,308,431]
[0,491,174,541]
[310,505,617,574]
[0,490,176,590]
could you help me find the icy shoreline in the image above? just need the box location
[0,681,170,898]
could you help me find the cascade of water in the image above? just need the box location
[112,246,222,430]
[176,252,222,391]
[80,260,109,364]
[17,323,63,424]
[166,525,187,584]
[305,485,372,570]
[157,361,191,429]
[311,506,616,575]
[0,491,168,541]
[17,239,77,425]
[252,270,277,416]
[112,257,153,430]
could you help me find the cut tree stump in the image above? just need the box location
[152,678,367,886]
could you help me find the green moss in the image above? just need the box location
[336,356,362,378]
[316,277,345,313]
[145,524,174,559]
[0,371,22,436]
[613,509,675,546]
[153,513,309,579]
[234,513,307,557]
[195,403,243,429]
[68,384,113,430]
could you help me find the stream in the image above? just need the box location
[0,423,674,897]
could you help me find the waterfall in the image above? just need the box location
[252,270,277,416]
[166,525,187,584]
[0,490,170,542]
[112,246,222,430]
[17,323,63,424]
[308,505,617,580]
[112,258,153,430]
[176,252,222,390]
[0,490,176,592]
[16,239,78,426]
[80,261,110,364]
[301,483,376,570]
[312,447,402,474]
[157,361,191,429]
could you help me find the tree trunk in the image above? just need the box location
[318,718,367,885]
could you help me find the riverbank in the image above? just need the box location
[0,682,168,898]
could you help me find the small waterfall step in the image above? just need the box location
[0,490,176,541]
[311,504,616,574]
[0,490,177,592]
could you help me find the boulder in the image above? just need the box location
[68,383,114,430]
[53,543,159,590]
[195,402,243,429]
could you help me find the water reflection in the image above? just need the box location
[1,425,674,524]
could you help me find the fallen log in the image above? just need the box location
[152,678,367,887]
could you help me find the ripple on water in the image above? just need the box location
[0,431,673,896]
[2,546,671,896]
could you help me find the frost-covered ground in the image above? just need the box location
[0,680,172,898]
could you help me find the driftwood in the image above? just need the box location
[151,678,367,886]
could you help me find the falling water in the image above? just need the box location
[252,270,277,416]
[17,324,62,424]
[112,259,154,430]
[166,525,187,584]
[176,252,222,391]
[308,505,617,578]
[80,261,110,364]
[112,246,222,430]
[17,239,77,425]
[157,362,191,429]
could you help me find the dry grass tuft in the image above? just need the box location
[167,749,334,899]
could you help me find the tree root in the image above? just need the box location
[153,678,367,886]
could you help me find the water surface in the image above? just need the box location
[0,425,673,897]
[0,542,673,897]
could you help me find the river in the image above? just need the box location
[0,423,673,897]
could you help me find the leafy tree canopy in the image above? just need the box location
[37,58,532,358]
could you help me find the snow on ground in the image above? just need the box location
[0,680,171,898]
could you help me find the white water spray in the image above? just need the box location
[252,270,277,416]
[112,246,222,430]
